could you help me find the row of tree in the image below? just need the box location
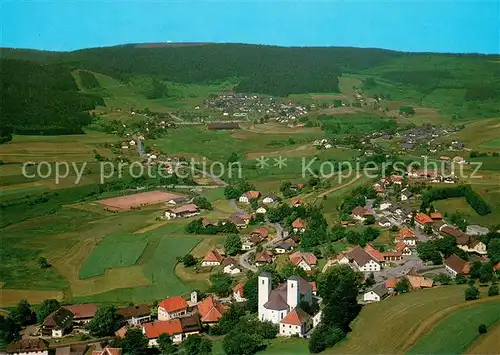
[421,185,491,216]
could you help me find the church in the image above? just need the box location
[258,272,322,337]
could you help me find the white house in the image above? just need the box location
[256,207,267,214]
[157,296,190,321]
[363,284,388,303]
[262,195,278,204]
[444,254,469,277]
[400,189,413,201]
[395,228,418,246]
[292,218,306,233]
[232,283,246,302]
[379,201,392,211]
[347,246,381,272]
[238,191,261,204]
[289,252,317,271]
[274,242,294,254]
[378,217,391,228]
[241,240,254,251]
[222,259,242,275]
[201,249,224,267]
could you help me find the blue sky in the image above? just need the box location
[2,0,499,53]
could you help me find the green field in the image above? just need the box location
[408,301,500,355]
[79,234,148,278]
[479,137,500,149]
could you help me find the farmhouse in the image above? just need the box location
[42,307,74,337]
[352,206,372,222]
[233,283,246,302]
[164,204,200,219]
[363,284,389,303]
[364,244,386,265]
[439,226,487,255]
[62,304,97,324]
[201,249,224,267]
[251,227,269,240]
[158,296,190,321]
[117,304,152,326]
[7,340,49,355]
[347,246,381,272]
[197,296,228,325]
[414,213,433,229]
[142,315,201,345]
[292,218,306,233]
[395,241,412,255]
[444,254,470,277]
[289,252,317,271]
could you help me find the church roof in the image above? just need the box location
[263,290,288,310]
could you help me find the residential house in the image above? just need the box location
[202,218,215,228]
[255,251,274,266]
[390,175,403,185]
[395,241,412,256]
[251,227,269,240]
[232,283,247,302]
[335,253,350,265]
[291,199,303,207]
[201,249,224,267]
[197,296,228,325]
[363,284,389,303]
[309,282,317,296]
[41,308,74,338]
[292,218,306,233]
[62,304,98,324]
[241,239,255,251]
[262,194,278,204]
[239,191,261,204]
[158,296,190,321]
[352,206,372,222]
[347,246,381,272]
[379,201,392,211]
[395,227,418,246]
[7,340,49,355]
[384,278,398,292]
[274,242,295,254]
[381,251,403,262]
[400,189,413,201]
[222,258,242,275]
[256,207,267,214]
[92,348,122,355]
[167,196,188,205]
[230,214,248,229]
[378,217,391,228]
[430,212,443,221]
[117,304,152,326]
[164,204,200,220]
[444,254,470,277]
[289,252,317,271]
[364,244,386,266]
[414,213,433,230]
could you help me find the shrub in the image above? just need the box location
[478,324,488,334]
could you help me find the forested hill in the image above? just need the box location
[0,59,104,139]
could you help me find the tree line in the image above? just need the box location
[421,185,491,216]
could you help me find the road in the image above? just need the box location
[238,221,285,272]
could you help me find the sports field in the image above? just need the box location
[408,300,500,354]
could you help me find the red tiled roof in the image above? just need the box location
[232,282,244,296]
[7,339,48,353]
[296,184,304,188]
[385,278,398,289]
[399,227,416,239]
[252,227,269,238]
[62,304,98,319]
[143,319,183,338]
[430,212,443,220]
[337,253,347,260]
[494,262,500,272]
[395,241,409,252]
[93,348,122,355]
[309,281,317,293]
[292,199,303,205]
[255,251,274,263]
[364,244,385,262]
[280,307,310,326]
[352,206,370,216]
[197,296,228,323]
[246,191,261,199]
[289,252,317,266]
[381,251,402,258]
[159,296,188,313]
[203,249,224,263]
[292,218,306,229]
[415,213,433,225]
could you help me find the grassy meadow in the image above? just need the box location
[408,300,500,355]
[466,322,500,354]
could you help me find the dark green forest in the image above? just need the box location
[0,59,104,139]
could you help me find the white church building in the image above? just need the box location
[258,272,321,337]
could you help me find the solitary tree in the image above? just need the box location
[478,324,488,334]
[465,285,480,301]
[10,299,35,326]
[87,305,122,336]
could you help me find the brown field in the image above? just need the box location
[318,107,361,115]
[0,289,64,307]
[327,286,499,354]
[237,123,321,135]
[445,118,500,150]
[98,191,185,210]
[466,322,500,354]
